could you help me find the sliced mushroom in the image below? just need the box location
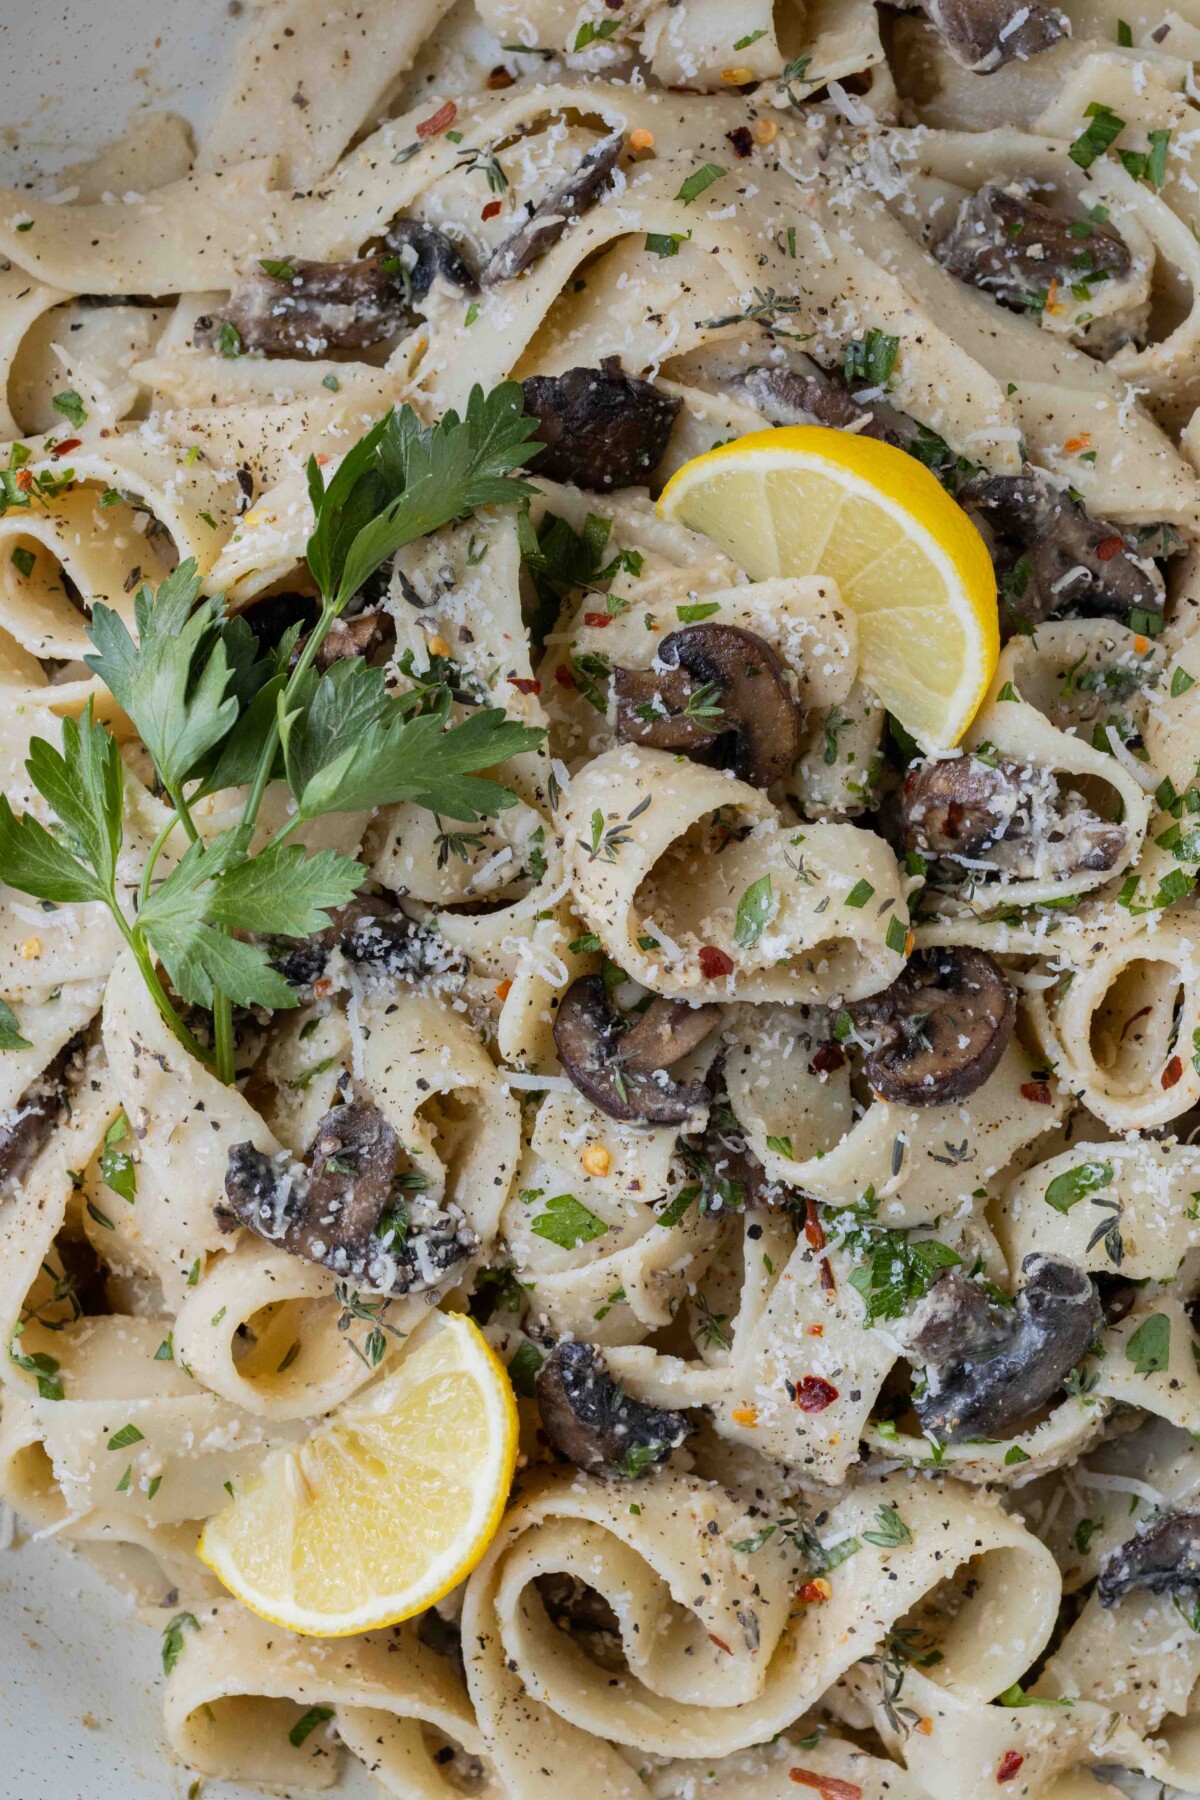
[521,359,681,490]
[903,1269,1006,1366]
[901,752,1127,881]
[959,471,1162,632]
[734,363,904,444]
[695,1092,790,1209]
[848,946,1016,1105]
[270,898,462,990]
[535,1339,694,1475]
[194,222,474,359]
[614,624,802,787]
[1098,1511,1200,1607]
[936,182,1131,315]
[417,1606,466,1676]
[482,134,622,285]
[553,975,718,1125]
[240,590,320,652]
[0,1039,78,1189]
[219,1099,477,1294]
[912,1253,1101,1442]
[920,0,1069,71]
[314,609,394,670]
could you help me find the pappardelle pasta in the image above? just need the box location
[10,1,1200,1796]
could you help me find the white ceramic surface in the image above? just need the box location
[0,7,374,1795]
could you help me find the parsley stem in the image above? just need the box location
[240,597,340,835]
[212,994,235,1085]
[138,811,181,913]
[116,915,213,1067]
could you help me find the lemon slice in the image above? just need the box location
[658,425,998,749]
[198,1312,518,1637]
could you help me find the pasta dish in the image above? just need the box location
[8,0,1200,1795]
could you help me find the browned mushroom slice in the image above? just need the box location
[553,975,719,1124]
[848,946,1016,1105]
[614,625,801,788]
[0,1037,79,1189]
[958,471,1162,632]
[735,365,903,443]
[901,753,1127,879]
[521,359,681,490]
[920,0,1069,71]
[535,1339,693,1476]
[936,182,1131,314]
[270,899,462,989]
[913,1254,1101,1442]
[1098,1511,1200,1607]
[219,1100,477,1294]
[314,609,395,670]
[482,134,622,285]
[904,1269,1006,1366]
[194,223,473,359]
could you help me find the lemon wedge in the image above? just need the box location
[658,425,998,749]
[198,1312,518,1637]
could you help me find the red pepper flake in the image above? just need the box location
[486,65,515,89]
[1019,1079,1053,1105]
[416,99,457,138]
[14,468,33,492]
[789,1772,862,1800]
[1096,535,1125,562]
[584,611,613,628]
[699,945,734,978]
[1163,1055,1184,1090]
[1120,1004,1153,1043]
[481,199,502,221]
[509,677,541,696]
[795,1375,839,1413]
[804,1197,826,1252]
[554,664,576,689]
[707,1633,732,1654]
[798,1578,832,1604]
[819,1256,836,1295]
[997,1752,1024,1784]
[51,437,80,458]
[313,976,334,999]
[810,1042,846,1075]
[726,125,754,158]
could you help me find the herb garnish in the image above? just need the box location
[0,387,545,1081]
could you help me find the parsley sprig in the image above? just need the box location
[0,385,545,1079]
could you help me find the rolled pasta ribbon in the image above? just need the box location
[171,1239,416,1423]
[0,436,239,659]
[1026,920,1200,1128]
[562,744,907,1003]
[163,1598,494,1795]
[0,1043,114,1393]
[997,1138,1200,1282]
[461,1468,1059,1793]
[724,1006,1067,1228]
[504,1089,722,1344]
[13,1313,304,1526]
[351,987,522,1248]
[101,949,280,1302]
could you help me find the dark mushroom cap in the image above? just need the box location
[270,899,462,990]
[736,364,904,444]
[921,0,1069,70]
[959,471,1162,633]
[219,1100,477,1295]
[521,360,681,490]
[314,609,395,671]
[553,974,718,1124]
[614,624,801,787]
[912,1253,1102,1443]
[0,1036,79,1190]
[194,223,472,360]
[901,753,1127,878]
[848,946,1016,1105]
[1098,1511,1200,1607]
[534,1339,694,1476]
[482,134,622,285]
[936,182,1131,313]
